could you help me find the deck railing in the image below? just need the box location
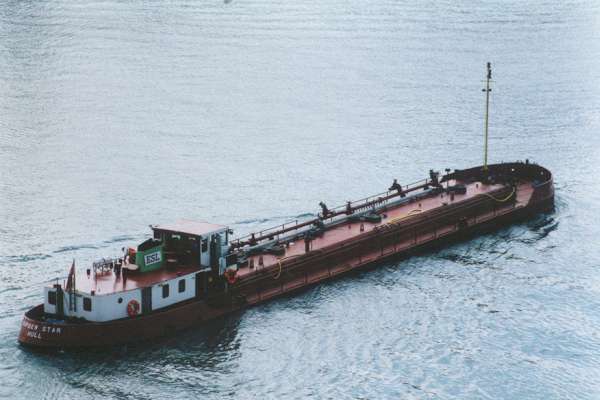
[230,177,431,248]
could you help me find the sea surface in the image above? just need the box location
[1,1,600,399]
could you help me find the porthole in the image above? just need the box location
[118,297,123,304]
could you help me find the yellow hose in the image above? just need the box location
[387,209,422,225]
[274,254,302,280]
[274,258,283,280]
[481,186,516,202]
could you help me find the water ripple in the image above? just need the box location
[2,0,600,399]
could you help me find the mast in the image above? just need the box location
[482,62,492,171]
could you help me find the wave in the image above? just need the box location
[0,254,52,264]
[53,245,100,253]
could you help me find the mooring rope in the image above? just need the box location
[387,209,422,225]
[481,186,516,202]
[274,254,303,280]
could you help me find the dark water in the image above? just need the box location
[1,0,600,398]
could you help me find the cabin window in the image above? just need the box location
[201,238,208,252]
[178,279,186,293]
[48,291,56,305]
[162,284,170,298]
[83,297,92,311]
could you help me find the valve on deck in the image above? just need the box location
[388,179,405,197]
[319,202,330,219]
[429,169,440,187]
[304,234,311,253]
[346,201,353,215]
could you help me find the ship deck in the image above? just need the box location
[70,264,201,296]
[237,178,535,278]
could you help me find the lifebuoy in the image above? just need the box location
[127,299,140,317]
[224,269,237,285]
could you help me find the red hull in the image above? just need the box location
[19,162,554,349]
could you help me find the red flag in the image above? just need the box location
[65,260,75,291]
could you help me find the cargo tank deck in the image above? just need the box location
[237,178,534,279]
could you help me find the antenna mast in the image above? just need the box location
[482,62,492,171]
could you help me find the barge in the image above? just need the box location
[18,64,555,349]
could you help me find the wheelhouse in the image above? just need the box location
[151,219,230,274]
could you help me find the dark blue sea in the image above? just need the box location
[1,1,599,398]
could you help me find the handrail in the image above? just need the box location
[230,178,432,248]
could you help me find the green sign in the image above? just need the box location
[136,244,164,272]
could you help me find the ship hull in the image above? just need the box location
[19,162,554,349]
[19,301,236,349]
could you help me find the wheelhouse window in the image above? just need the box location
[201,238,208,252]
[162,284,170,298]
[83,297,92,311]
[48,291,56,305]
[178,279,186,293]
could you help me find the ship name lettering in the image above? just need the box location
[39,326,62,334]
[27,330,42,339]
[24,322,39,331]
